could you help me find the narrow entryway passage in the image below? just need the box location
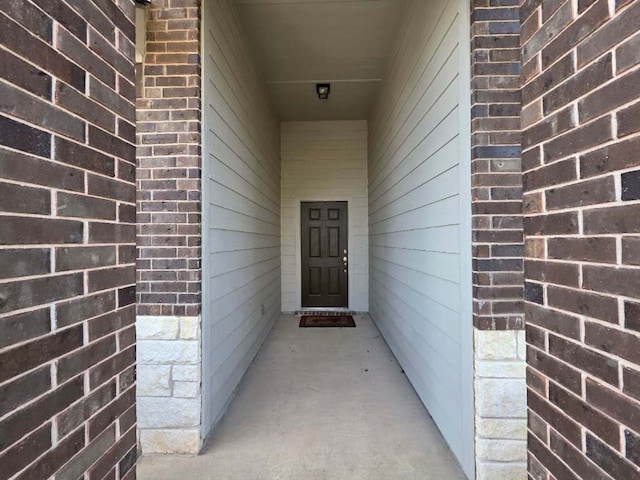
[138,315,465,479]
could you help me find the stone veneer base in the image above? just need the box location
[474,329,527,479]
[136,316,202,454]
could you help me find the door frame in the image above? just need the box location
[300,201,349,309]
[294,196,355,311]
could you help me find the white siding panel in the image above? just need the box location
[202,0,281,436]
[281,120,369,313]
[368,0,473,476]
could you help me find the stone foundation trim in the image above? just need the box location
[137,315,202,454]
[474,329,527,479]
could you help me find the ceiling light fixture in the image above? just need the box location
[316,83,330,100]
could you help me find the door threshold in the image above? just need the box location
[296,308,366,316]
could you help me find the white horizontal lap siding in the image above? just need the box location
[368,0,473,476]
[202,0,281,435]
[281,121,369,312]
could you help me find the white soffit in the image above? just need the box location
[234,0,407,121]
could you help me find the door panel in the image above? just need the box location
[309,227,320,257]
[301,201,348,307]
[328,267,340,295]
[328,227,340,257]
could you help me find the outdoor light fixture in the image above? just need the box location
[136,0,152,5]
[316,83,331,100]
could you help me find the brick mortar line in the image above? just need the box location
[0,290,135,317]
[0,23,132,86]
[6,390,136,476]
[0,211,135,220]
[527,340,640,381]
[0,245,135,251]
[3,192,136,209]
[528,375,638,452]
[521,6,610,60]
[523,198,640,212]
[522,97,640,135]
[0,112,135,161]
[0,107,134,158]
[525,327,640,368]
[525,427,592,475]
[520,56,640,110]
[88,72,136,107]
[520,43,640,91]
[0,54,135,120]
[522,143,640,172]
[0,270,136,286]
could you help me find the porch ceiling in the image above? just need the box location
[234,0,407,121]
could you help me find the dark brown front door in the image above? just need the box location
[301,201,348,308]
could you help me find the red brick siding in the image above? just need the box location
[521,1,640,478]
[471,0,525,331]
[0,1,137,479]
[136,0,201,317]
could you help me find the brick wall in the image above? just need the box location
[472,0,524,332]
[135,0,203,454]
[470,2,527,478]
[521,1,640,478]
[136,0,201,318]
[0,1,137,479]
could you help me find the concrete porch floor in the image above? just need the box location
[137,315,466,479]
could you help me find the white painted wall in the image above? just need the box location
[281,121,369,313]
[367,0,474,476]
[202,0,281,439]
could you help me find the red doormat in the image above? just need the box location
[299,315,356,328]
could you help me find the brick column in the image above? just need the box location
[471,2,527,478]
[0,1,137,478]
[135,0,203,453]
[521,1,640,478]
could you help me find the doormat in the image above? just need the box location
[299,315,356,328]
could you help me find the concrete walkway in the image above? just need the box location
[137,315,466,479]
